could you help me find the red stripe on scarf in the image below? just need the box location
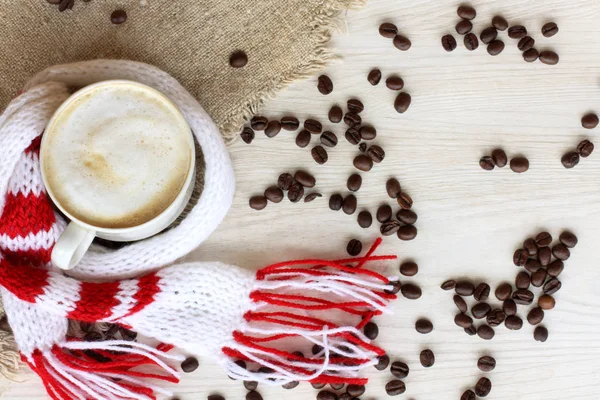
[67,281,121,322]
[0,192,56,238]
[0,259,47,302]
[121,272,161,318]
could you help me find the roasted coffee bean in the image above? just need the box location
[393,35,412,51]
[353,155,373,171]
[375,354,390,370]
[537,247,551,266]
[347,174,362,192]
[347,384,365,397]
[442,279,456,290]
[312,382,326,389]
[527,307,544,325]
[385,279,400,295]
[208,395,226,400]
[547,259,564,277]
[251,116,268,130]
[457,5,476,20]
[464,325,477,336]
[347,99,365,114]
[390,361,409,378]
[534,326,549,342]
[317,75,333,95]
[503,299,517,316]
[347,239,362,256]
[454,295,468,313]
[397,209,418,225]
[344,112,362,128]
[461,390,476,400]
[523,48,539,62]
[455,313,473,328]
[364,322,379,340]
[474,283,491,301]
[385,380,406,396]
[479,156,495,170]
[487,40,505,56]
[312,344,323,355]
[229,50,248,68]
[311,146,328,164]
[287,183,304,203]
[531,268,547,287]
[456,280,475,296]
[487,309,506,327]
[510,156,529,173]
[442,34,458,52]
[512,289,534,305]
[345,128,361,145]
[181,357,199,372]
[320,131,338,147]
[366,145,385,163]
[329,106,343,123]
[456,19,473,35]
[525,259,541,273]
[518,36,535,51]
[539,51,559,65]
[543,278,562,295]
[249,196,268,210]
[377,204,393,222]
[368,68,382,85]
[542,22,559,37]
[515,271,531,289]
[397,192,413,209]
[398,225,417,241]
[380,220,401,236]
[472,302,491,319]
[401,283,422,300]
[577,140,594,157]
[305,119,322,134]
[294,171,316,188]
[342,194,357,215]
[475,377,492,397]
[415,318,433,334]
[241,127,255,144]
[538,294,555,310]
[561,151,580,169]
[478,325,495,340]
[492,15,508,31]
[400,261,418,276]
[523,238,538,256]
[304,193,322,203]
[277,173,294,190]
[280,116,299,131]
[478,356,496,372]
[464,33,479,51]
[386,178,402,198]
[111,9,128,24]
[394,92,412,113]
[420,349,435,367]
[379,22,398,38]
[386,76,404,90]
[552,244,570,260]
[505,315,523,330]
[513,248,528,266]
[582,113,599,129]
[560,231,578,248]
[359,125,377,140]
[535,231,552,247]
[265,120,281,138]
[264,186,284,203]
[244,380,258,390]
[357,211,372,228]
[480,27,498,44]
[508,25,527,39]
[317,390,337,400]
[495,282,513,301]
[282,381,299,389]
[295,130,311,148]
[359,142,367,152]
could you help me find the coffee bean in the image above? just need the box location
[577,140,594,157]
[397,192,413,209]
[542,22,559,37]
[547,259,564,277]
[304,193,322,203]
[534,326,549,342]
[398,225,417,241]
[380,220,401,236]
[342,194,357,215]
[357,211,372,228]
[368,69,382,85]
[359,142,367,152]
[518,36,535,51]
[492,16,508,31]
[552,244,570,260]
[394,92,412,113]
[478,356,496,372]
[561,151,580,169]
[454,295,468,313]
[503,299,517,316]
[559,231,578,248]
[456,280,475,296]
[457,5,476,20]
[513,249,528,266]
[385,380,406,396]
[312,344,323,355]
[317,75,333,95]
[287,183,304,203]
[523,238,538,256]
[393,35,412,51]
[311,146,328,164]
[280,116,299,131]
[375,354,390,370]
[386,178,402,198]
[420,349,435,367]
[401,283,422,300]
[456,19,473,35]
[317,390,337,400]
[347,239,362,256]
[347,174,362,192]
[442,280,456,291]
[508,25,527,39]
[479,156,495,171]
[359,125,377,140]
[282,381,299,389]
[442,34,458,52]
[472,302,491,319]
[250,196,267,210]
[464,325,477,336]
[295,130,311,148]
[523,48,539,62]
[344,112,362,128]
[397,209,418,225]
[538,294,555,310]
[347,384,365,397]
[208,396,225,400]
[510,156,529,173]
[180,356,199,373]
[539,51,559,65]
[264,186,284,203]
[345,128,361,145]
[111,9,128,24]
[582,113,599,129]
[363,322,378,340]
[480,27,498,44]
[543,277,562,295]
[353,155,373,171]
[294,171,315,188]
[400,261,418,276]
[240,127,255,144]
[386,76,404,91]
[244,380,258,390]
[415,318,433,334]
[525,259,541,273]
[534,232,552,247]
[475,377,492,397]
[312,383,326,389]
[329,106,343,123]
[346,99,364,114]
[527,307,544,325]
[455,313,473,328]
[478,325,495,340]
[495,282,513,300]
[505,315,523,330]
[512,289,534,305]
[461,390,476,400]
[379,22,398,38]
[367,145,385,163]
[320,131,338,147]
[487,40,505,56]
[464,279,485,298]
[265,120,281,138]
[487,309,506,327]
[305,119,322,134]
[464,33,479,51]
[251,116,268,130]
[390,361,409,378]
[377,204,392,222]
[531,268,547,287]
[515,271,531,289]
[229,50,248,68]
[278,173,294,190]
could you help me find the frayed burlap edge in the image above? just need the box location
[0,300,22,381]
[220,0,366,143]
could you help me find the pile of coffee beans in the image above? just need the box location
[479,148,529,173]
[378,22,412,51]
[249,171,320,210]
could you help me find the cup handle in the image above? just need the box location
[51,223,96,270]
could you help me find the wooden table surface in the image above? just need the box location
[3,0,600,399]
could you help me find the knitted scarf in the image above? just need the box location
[0,60,399,400]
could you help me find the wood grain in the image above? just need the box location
[3,0,600,399]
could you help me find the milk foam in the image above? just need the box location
[43,83,192,229]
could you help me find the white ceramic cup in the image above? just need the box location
[40,80,196,270]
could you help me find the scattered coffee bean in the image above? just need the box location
[456,280,475,296]
[523,238,538,256]
[480,27,498,45]
[538,294,555,310]
[347,99,365,114]
[547,259,564,277]
[464,33,479,51]
[250,196,268,210]
[513,289,534,305]
[525,259,541,273]
[457,5,476,20]
[251,116,268,130]
[264,186,284,203]
[510,156,529,173]
[561,151,580,169]
[552,244,570,260]
[508,25,527,39]
[317,75,333,95]
[531,268,547,287]
[503,299,517,316]
[278,173,294,190]
[513,248,528,266]
[517,36,535,52]
[505,315,523,330]
[398,225,418,241]
[386,279,402,295]
[342,195,357,215]
[320,131,338,147]
[379,22,398,38]
[295,130,311,148]
[287,183,304,203]
[280,116,299,131]
[539,51,559,65]
[534,326,549,342]
[461,390,476,400]
[523,48,539,62]
[311,146,328,164]
[366,145,385,163]
[394,92,412,113]
[527,307,544,325]
[265,120,281,138]
[538,246,552,266]
[364,321,379,340]
[375,354,391,370]
[442,34,458,52]
[347,239,362,256]
[208,395,225,400]
[240,127,255,144]
[386,76,404,91]
[559,231,578,248]
[312,383,326,389]
[478,325,495,340]
[464,325,477,336]
[479,156,495,171]
[454,295,468,313]
[282,381,299,389]
[229,50,248,68]
[577,140,594,157]
[359,125,377,140]
[542,22,559,37]
[294,171,315,188]
[304,193,322,203]
[328,106,343,123]
[487,40,505,56]
[381,220,401,236]
[344,112,362,128]
[543,277,562,295]
[474,283,491,301]
[475,377,492,397]
[581,113,599,129]
[393,35,412,51]
[441,279,457,290]
[390,361,409,378]
[345,128,361,145]
[401,283,422,300]
[368,69,382,85]
[455,313,473,328]
[472,302,491,319]
[492,15,508,31]
[111,9,128,24]
[377,204,393,222]
[515,271,531,289]
[397,209,418,225]
[415,318,433,334]
[400,261,418,276]
[478,356,496,372]
[397,192,413,209]
[317,390,337,400]
[181,356,199,372]
[535,231,552,247]
[353,155,373,171]
[420,349,435,367]
[305,119,323,134]
[495,282,513,301]
[487,309,506,327]
[359,142,367,152]
[456,19,473,35]
[386,178,402,198]
[347,174,362,192]
[385,380,406,396]
[347,384,365,397]
[357,211,373,228]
